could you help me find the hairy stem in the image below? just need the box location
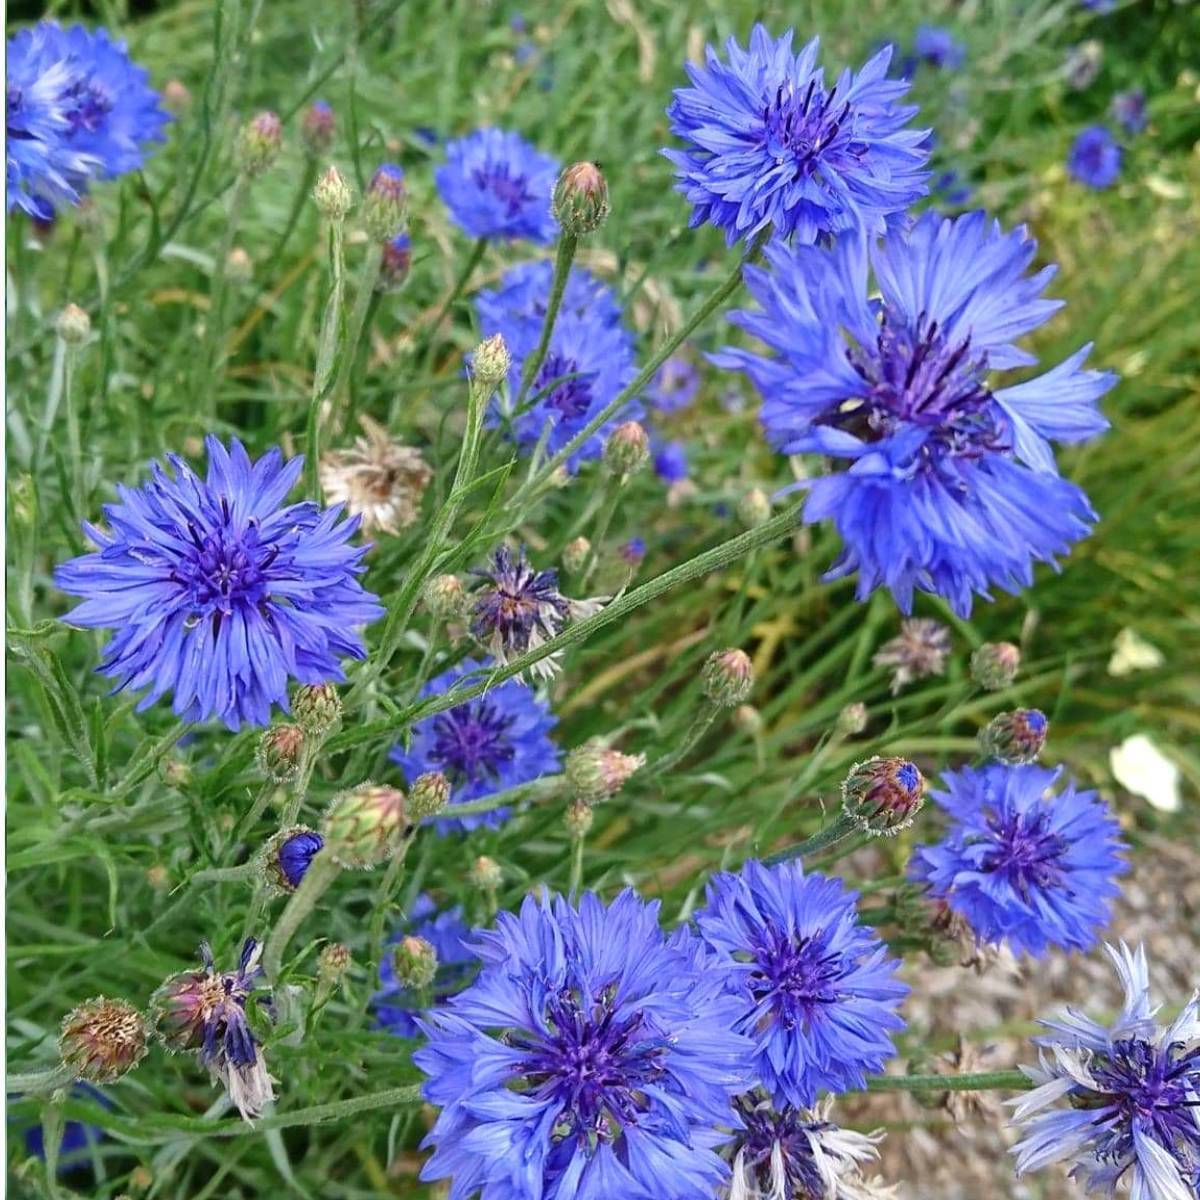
[262,851,342,982]
[335,240,385,430]
[422,236,486,367]
[863,1070,1030,1094]
[305,218,347,499]
[6,1063,75,1095]
[762,810,860,866]
[514,231,577,407]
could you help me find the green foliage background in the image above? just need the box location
[6,0,1199,1195]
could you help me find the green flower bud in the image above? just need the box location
[733,704,763,736]
[604,421,649,476]
[836,702,869,737]
[55,303,91,345]
[162,80,191,116]
[423,573,467,620]
[409,771,451,822]
[300,101,335,157]
[472,333,512,392]
[562,536,591,575]
[317,942,352,982]
[313,164,353,221]
[293,683,342,737]
[552,162,610,236]
[159,756,192,790]
[736,486,771,528]
[225,247,252,282]
[257,723,306,782]
[970,642,1021,692]
[701,648,754,707]
[468,855,502,891]
[361,164,407,241]
[321,784,407,868]
[841,756,925,836]
[979,709,1047,764]
[564,738,645,803]
[235,111,282,177]
[59,997,149,1083]
[392,935,437,990]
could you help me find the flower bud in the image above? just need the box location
[261,825,324,893]
[313,164,353,221]
[468,855,502,890]
[562,536,591,575]
[59,997,149,1083]
[736,486,771,528]
[235,111,282,177]
[392,936,437,990]
[162,80,191,115]
[226,247,252,282]
[564,799,594,839]
[159,756,191,790]
[733,704,763,736]
[619,536,646,568]
[565,738,646,803]
[362,163,407,241]
[321,784,407,868]
[145,864,171,892]
[701,648,754,707]
[472,333,512,392]
[552,161,610,236]
[318,942,352,982]
[128,1165,154,1193]
[970,642,1021,692]
[377,232,412,292]
[604,420,649,476]
[257,723,306,782]
[55,303,91,345]
[293,683,342,737]
[841,756,925,836]
[423,573,467,620]
[979,709,1047,764]
[300,100,335,157]
[836,702,869,737]
[409,771,451,822]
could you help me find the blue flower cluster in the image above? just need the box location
[7,20,168,219]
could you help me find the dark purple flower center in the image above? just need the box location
[762,79,856,175]
[1086,1038,1200,1169]
[980,807,1067,900]
[512,984,666,1145]
[173,502,277,622]
[751,929,845,1032]
[427,699,516,785]
[533,352,595,422]
[735,1096,826,1195]
[474,163,536,216]
[63,80,114,135]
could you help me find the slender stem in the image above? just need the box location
[7,1063,75,1095]
[233,782,278,845]
[62,342,83,515]
[306,218,347,498]
[762,810,860,866]
[269,158,319,265]
[200,171,252,416]
[645,706,719,779]
[41,1097,66,1199]
[332,503,802,752]
[569,830,586,895]
[863,1070,1030,1094]
[580,476,625,588]
[433,776,563,819]
[514,231,577,406]
[335,241,385,430]
[281,743,319,829]
[366,833,415,963]
[262,851,342,982]
[37,337,68,468]
[422,237,486,366]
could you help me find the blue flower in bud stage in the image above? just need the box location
[6,20,169,219]
[654,439,689,484]
[912,26,966,70]
[715,212,1116,615]
[436,127,559,243]
[390,656,559,832]
[909,763,1127,958]
[1012,942,1200,1200]
[1069,124,1123,189]
[620,536,647,567]
[1111,89,1148,135]
[695,859,908,1109]
[374,894,476,1038]
[650,354,701,414]
[415,888,753,1200]
[54,437,384,730]
[274,828,324,890]
[477,263,640,468]
[664,25,931,246]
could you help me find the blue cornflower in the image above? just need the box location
[654,439,689,483]
[435,127,559,243]
[664,25,931,246]
[1069,125,1123,188]
[478,263,640,468]
[54,437,383,730]
[1112,89,1148,135]
[6,21,168,220]
[374,894,476,1038]
[912,26,966,70]
[649,354,701,414]
[390,655,559,831]
[909,763,1127,957]
[715,212,1116,615]
[695,859,908,1109]
[1012,942,1200,1199]
[415,888,753,1200]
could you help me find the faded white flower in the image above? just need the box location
[1110,734,1182,813]
[874,619,952,695]
[1108,628,1165,677]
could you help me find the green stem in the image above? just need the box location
[62,342,84,515]
[281,743,320,829]
[580,476,625,588]
[569,830,586,895]
[646,706,719,779]
[306,218,348,497]
[763,810,860,866]
[366,833,415,963]
[233,781,277,845]
[863,1070,1030,1094]
[262,851,342,982]
[7,1063,74,1095]
[422,237,486,368]
[41,1097,66,1199]
[335,241,385,430]
[268,158,319,264]
[433,776,563,819]
[200,171,252,417]
[514,232,577,406]
[332,503,802,753]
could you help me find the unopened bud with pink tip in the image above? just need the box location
[321,783,407,868]
[565,738,645,804]
[235,111,282,177]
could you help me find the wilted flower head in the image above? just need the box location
[435,127,559,243]
[665,25,931,245]
[59,997,149,1083]
[695,859,908,1108]
[980,708,1048,764]
[151,939,274,1120]
[6,20,169,220]
[1069,125,1123,189]
[422,573,467,620]
[841,756,925,835]
[1012,942,1200,1200]
[913,26,966,70]
[54,437,384,730]
[717,213,1115,615]
[318,417,432,535]
[722,1096,888,1200]
[873,619,951,693]
[415,889,752,1199]
[1064,40,1104,90]
[391,657,559,832]
[910,763,1126,957]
